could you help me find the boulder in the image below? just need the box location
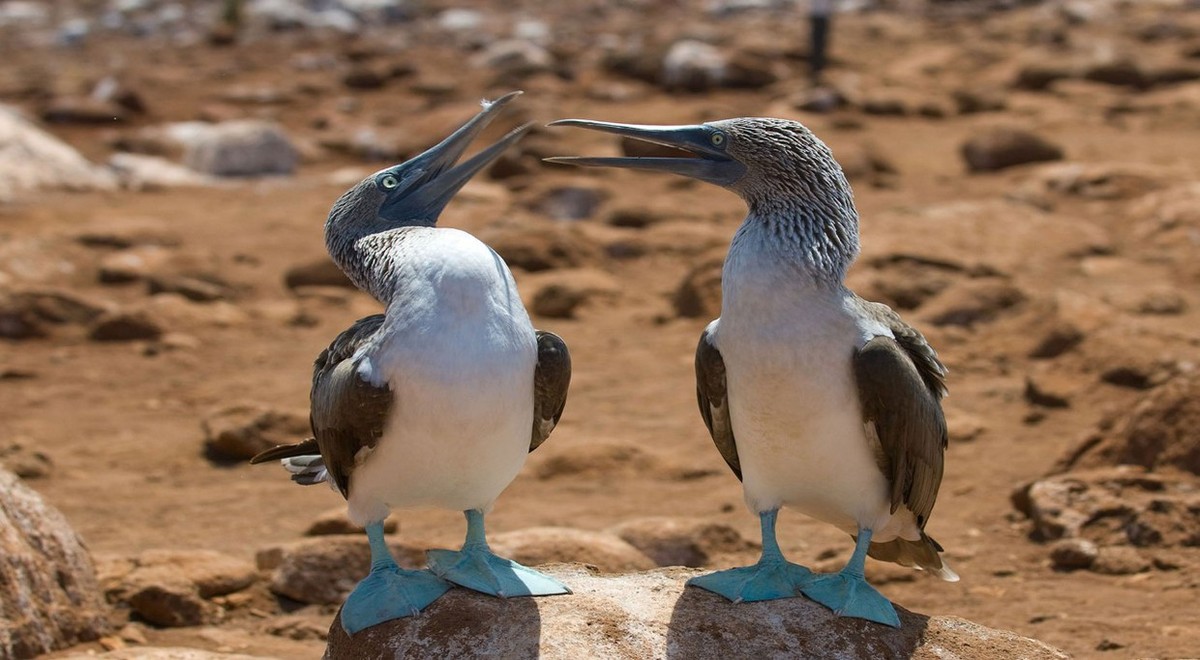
[0,104,117,202]
[325,565,1068,659]
[0,468,110,658]
[108,153,216,191]
[961,128,1064,172]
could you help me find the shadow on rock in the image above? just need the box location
[665,584,929,659]
[324,587,542,660]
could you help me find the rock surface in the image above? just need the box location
[0,104,117,202]
[324,565,1067,660]
[0,468,110,659]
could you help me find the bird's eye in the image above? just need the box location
[710,133,725,147]
[380,175,399,189]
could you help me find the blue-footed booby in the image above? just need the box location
[251,92,571,634]
[548,117,956,626]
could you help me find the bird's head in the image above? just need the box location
[326,91,530,241]
[546,116,855,220]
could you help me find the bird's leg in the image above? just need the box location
[800,527,900,627]
[687,509,813,603]
[426,509,570,598]
[339,520,452,634]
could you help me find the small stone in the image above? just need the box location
[41,96,128,124]
[1090,546,1150,575]
[184,121,298,177]
[341,65,388,90]
[118,623,148,645]
[962,128,1064,172]
[262,536,426,605]
[201,405,309,462]
[305,508,397,536]
[952,87,1007,114]
[1083,57,1148,88]
[1029,321,1084,359]
[0,442,53,479]
[147,275,232,302]
[661,40,727,92]
[607,517,755,568]
[482,224,603,272]
[945,412,986,443]
[528,185,609,221]
[88,310,165,342]
[1013,63,1076,91]
[921,279,1025,327]
[605,205,667,229]
[98,247,173,284]
[264,615,328,641]
[489,527,657,573]
[525,268,620,319]
[284,259,354,290]
[1134,288,1186,315]
[126,573,217,627]
[1049,538,1098,571]
[1096,638,1125,651]
[673,252,725,319]
[470,40,554,81]
[1024,371,1075,408]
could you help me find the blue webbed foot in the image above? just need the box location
[340,566,452,634]
[688,509,811,603]
[427,510,570,598]
[426,547,570,597]
[688,558,813,603]
[801,571,900,627]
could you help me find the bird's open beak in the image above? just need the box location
[545,119,746,187]
[380,91,530,220]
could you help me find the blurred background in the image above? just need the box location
[1,0,1199,658]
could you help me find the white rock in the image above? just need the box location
[0,104,117,202]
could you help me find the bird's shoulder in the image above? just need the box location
[850,294,947,398]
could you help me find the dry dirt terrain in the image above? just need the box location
[2,1,1200,658]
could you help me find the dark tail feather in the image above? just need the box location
[867,532,959,582]
[250,437,320,464]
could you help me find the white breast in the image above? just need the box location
[714,228,901,537]
[345,228,537,524]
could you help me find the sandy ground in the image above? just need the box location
[3,2,1200,658]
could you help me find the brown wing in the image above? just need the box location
[307,314,393,498]
[530,330,571,452]
[853,300,948,528]
[696,323,741,481]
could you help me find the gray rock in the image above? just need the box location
[662,40,727,92]
[98,246,174,284]
[0,468,110,657]
[325,565,1069,659]
[529,185,609,221]
[470,40,554,81]
[183,121,298,177]
[961,128,1064,172]
[202,405,309,462]
[259,536,426,605]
